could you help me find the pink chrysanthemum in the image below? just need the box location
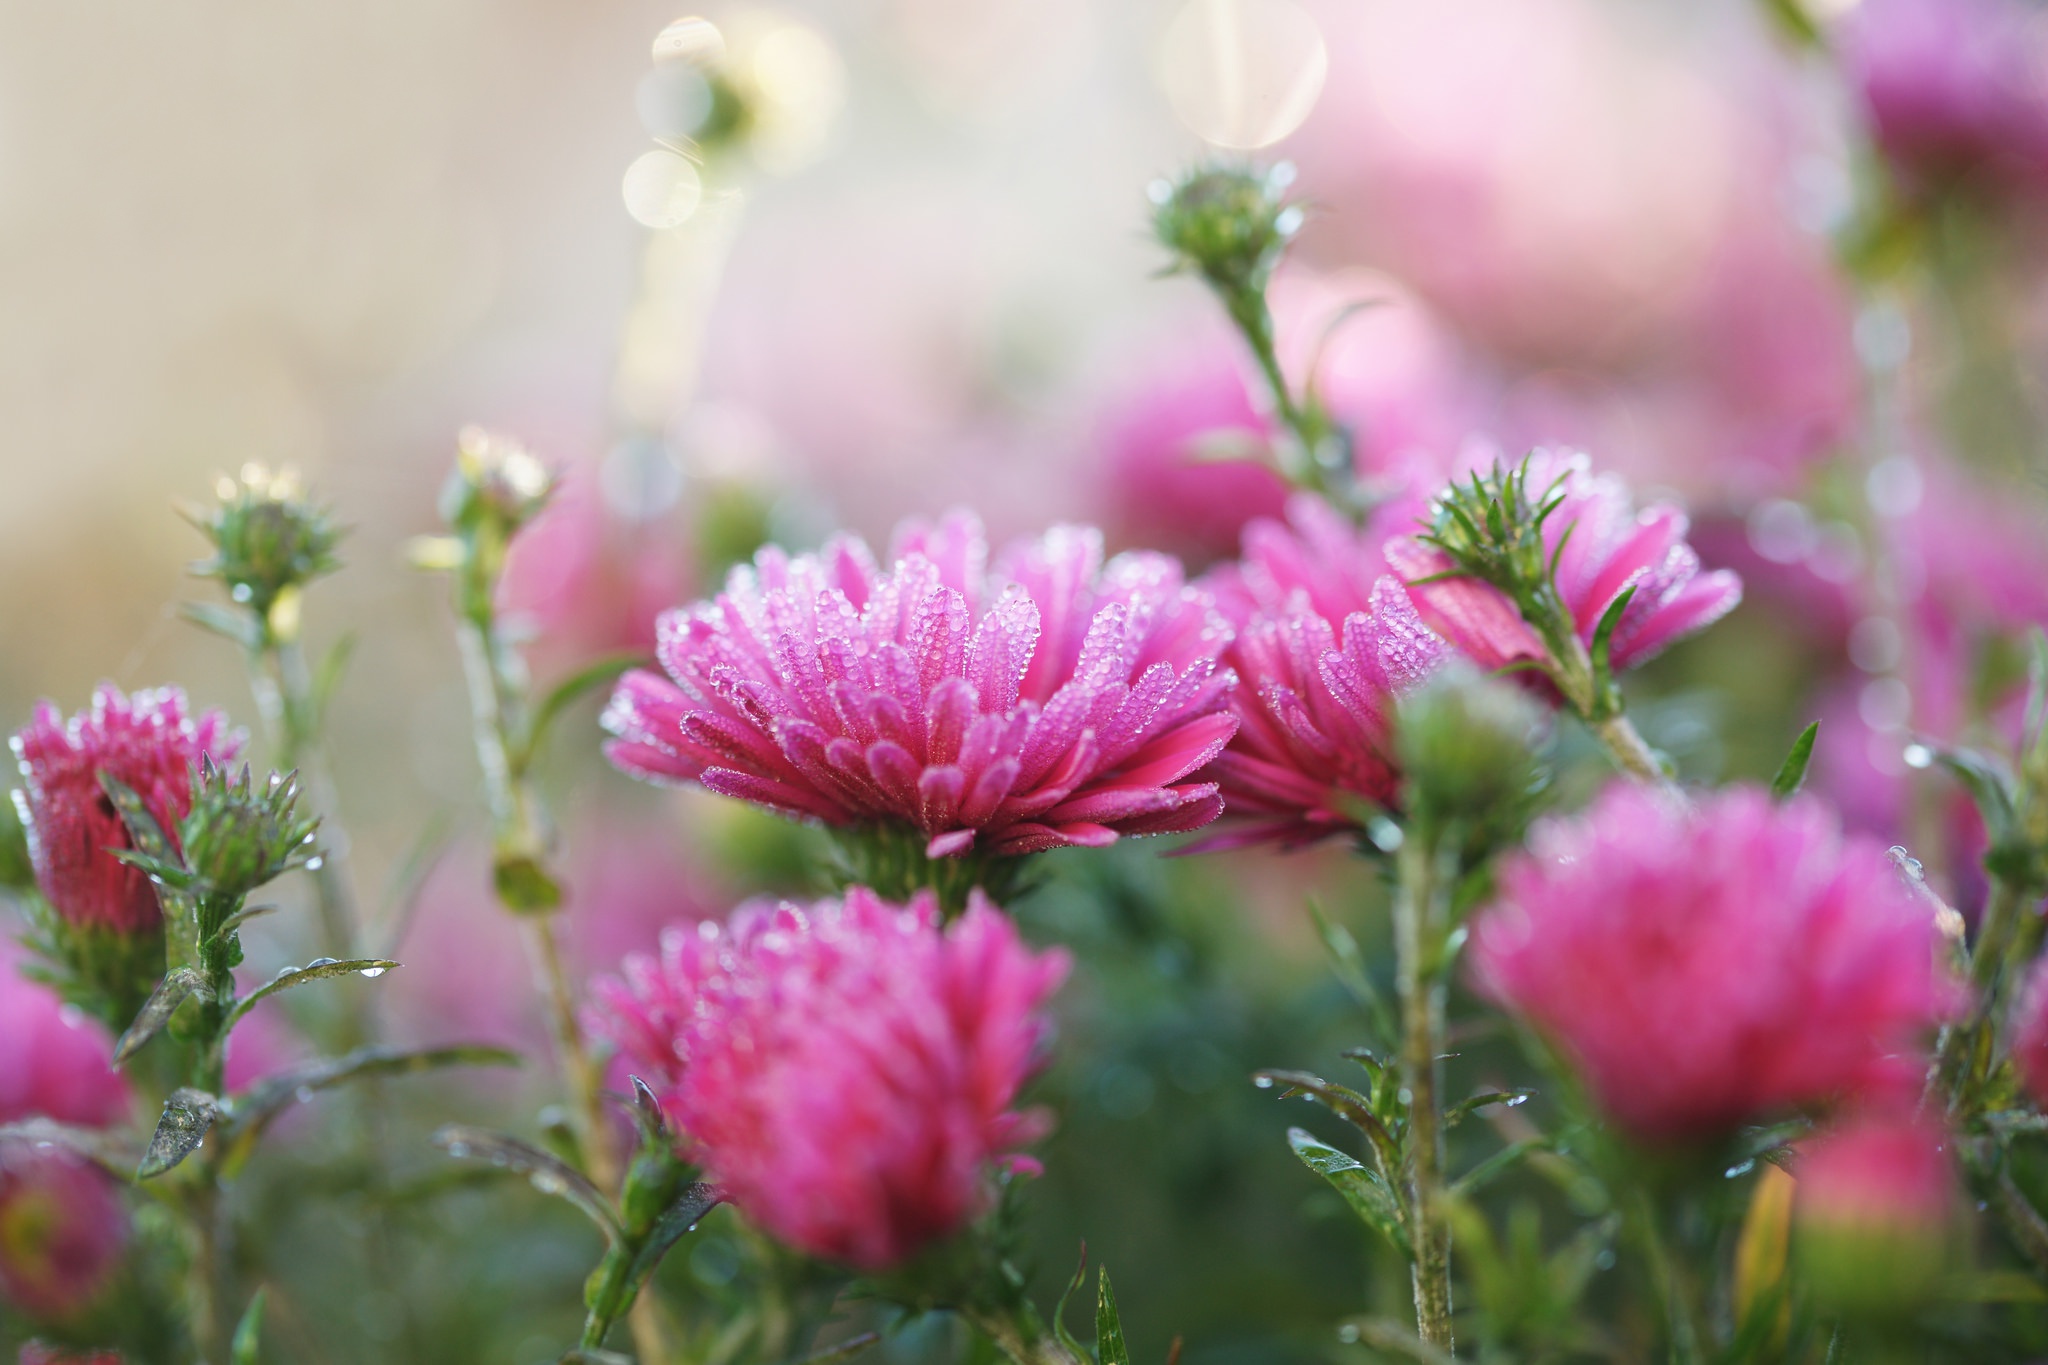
[1198,495,1448,846]
[0,944,129,1128]
[0,1144,126,1320]
[590,887,1069,1270]
[1386,449,1742,687]
[11,686,243,935]
[604,511,1238,859]
[1470,785,1954,1139]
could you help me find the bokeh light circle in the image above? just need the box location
[622,147,705,229]
[1157,0,1328,150]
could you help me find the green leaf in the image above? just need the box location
[1288,1127,1410,1258]
[1770,721,1821,801]
[223,1044,520,1165]
[1587,584,1637,709]
[1444,1090,1532,1128]
[434,1124,620,1241]
[0,1118,140,1178]
[230,1287,267,1365]
[219,957,399,1039]
[114,967,210,1065]
[1052,1243,1090,1362]
[97,773,183,878]
[1253,1070,1397,1160]
[139,1087,219,1180]
[1451,1137,1549,1198]
[524,653,645,759]
[619,1182,724,1303]
[1096,1267,1132,1365]
[180,600,259,650]
[312,632,358,731]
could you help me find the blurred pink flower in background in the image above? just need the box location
[17,1344,124,1365]
[1098,271,1478,564]
[496,458,693,678]
[605,511,1238,859]
[385,816,722,1054]
[1196,496,1446,847]
[1796,1111,1956,1230]
[590,887,1068,1270]
[1386,450,1743,686]
[1470,785,1953,1138]
[2011,955,2048,1107]
[11,687,242,935]
[0,1145,126,1320]
[0,944,129,1129]
[1842,0,2048,196]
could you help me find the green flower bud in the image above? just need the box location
[1396,666,1546,858]
[186,464,343,633]
[441,426,557,538]
[1149,163,1301,300]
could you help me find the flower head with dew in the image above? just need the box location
[1469,785,1955,1140]
[11,686,244,938]
[589,886,1069,1271]
[0,1142,127,1321]
[0,941,129,1130]
[1385,449,1742,716]
[603,511,1237,888]
[1195,494,1449,847]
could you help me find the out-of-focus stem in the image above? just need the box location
[1590,715,1668,785]
[961,1305,1086,1365]
[1934,876,2032,1108]
[186,1181,224,1365]
[1628,1189,1701,1365]
[255,633,361,962]
[1393,837,1454,1353]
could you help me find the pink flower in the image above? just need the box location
[1198,495,1449,846]
[1469,785,1954,1139]
[1796,1111,1957,1235]
[1386,449,1742,686]
[19,1345,124,1365]
[2011,955,2048,1107]
[0,944,129,1128]
[1842,0,2048,197]
[604,511,1238,859]
[0,1144,126,1320]
[590,887,1070,1270]
[11,686,243,935]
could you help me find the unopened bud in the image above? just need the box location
[1150,163,1301,298]
[187,463,343,629]
[1794,1113,1960,1319]
[165,759,322,901]
[1396,666,1545,853]
[443,426,557,535]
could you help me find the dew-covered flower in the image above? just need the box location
[1387,449,1742,687]
[1470,785,1953,1139]
[0,1144,126,1320]
[589,886,1069,1270]
[11,686,243,935]
[1197,495,1448,846]
[0,944,129,1129]
[604,511,1237,860]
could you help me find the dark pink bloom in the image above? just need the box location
[1386,449,1742,685]
[604,512,1238,859]
[0,943,129,1128]
[2011,955,2048,1107]
[0,1143,126,1320]
[11,686,243,935]
[1796,1110,1957,1235]
[1843,0,2048,196]
[1198,496,1448,846]
[590,887,1069,1270]
[1470,785,1954,1139]
[19,1345,125,1365]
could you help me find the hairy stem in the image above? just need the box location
[1590,714,1669,785]
[1393,838,1455,1353]
[253,633,361,965]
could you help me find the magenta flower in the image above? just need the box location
[1796,1111,1956,1236]
[1198,495,1449,846]
[590,887,1069,1270]
[1386,449,1742,689]
[0,944,129,1128]
[19,1346,125,1365]
[1470,785,1954,1139]
[2011,955,2048,1108]
[11,686,243,935]
[604,512,1238,860]
[0,1144,126,1320]
[1843,0,2048,197]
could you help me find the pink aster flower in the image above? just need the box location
[0,1143,126,1320]
[1469,785,1954,1139]
[19,1345,125,1365]
[1386,449,1742,688]
[604,511,1238,860]
[1197,495,1449,846]
[590,887,1070,1271]
[11,686,243,935]
[2011,955,2048,1107]
[1796,1110,1956,1236]
[0,943,129,1128]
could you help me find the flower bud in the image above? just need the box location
[1396,665,1545,855]
[186,464,343,635]
[441,426,556,538]
[1149,163,1301,300]
[163,760,322,902]
[1794,1113,1959,1319]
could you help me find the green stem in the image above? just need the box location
[1627,1189,1701,1365]
[960,1304,1087,1365]
[1393,837,1455,1353]
[254,633,362,965]
[1540,613,1671,788]
[1219,283,1345,505]
[1935,875,2030,1108]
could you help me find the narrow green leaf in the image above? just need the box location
[97,773,181,874]
[220,958,398,1038]
[791,1332,881,1365]
[1588,584,1637,703]
[224,1044,521,1160]
[114,967,210,1065]
[180,600,258,650]
[1052,1242,1090,1361]
[434,1124,620,1241]
[558,1351,633,1365]
[312,632,358,731]
[620,1182,724,1302]
[230,1287,266,1365]
[0,1118,140,1178]
[139,1088,219,1180]
[1288,1127,1410,1258]
[1770,721,1821,802]
[1450,1137,1549,1198]
[1253,1070,1397,1157]
[525,653,645,758]
[1096,1267,1132,1365]
[1443,1090,1532,1128]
